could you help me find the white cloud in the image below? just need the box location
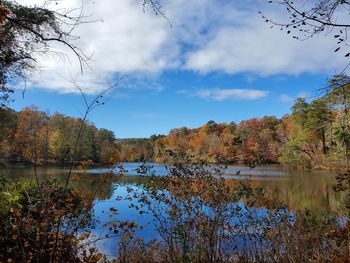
[19,0,174,94]
[194,88,268,101]
[181,1,346,75]
[185,12,345,75]
[279,94,293,102]
[297,91,310,99]
[17,0,348,94]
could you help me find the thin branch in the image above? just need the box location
[6,16,88,73]
[51,75,127,261]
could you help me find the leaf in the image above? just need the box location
[95,253,103,260]
[334,47,340,52]
[345,53,350,57]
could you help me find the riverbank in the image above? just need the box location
[0,159,114,168]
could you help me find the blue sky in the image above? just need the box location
[11,0,347,138]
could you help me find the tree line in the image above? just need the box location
[0,105,117,165]
[1,74,349,168]
[114,74,350,168]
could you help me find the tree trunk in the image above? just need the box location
[322,127,327,154]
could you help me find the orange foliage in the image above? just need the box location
[0,5,9,25]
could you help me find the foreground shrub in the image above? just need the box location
[0,178,103,262]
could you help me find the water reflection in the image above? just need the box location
[0,163,343,213]
[256,169,343,213]
[0,163,345,258]
[87,162,285,178]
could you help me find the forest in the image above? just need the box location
[1,74,349,169]
[0,106,117,165]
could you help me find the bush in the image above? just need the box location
[0,178,103,262]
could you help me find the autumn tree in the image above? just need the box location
[306,99,334,154]
[12,106,46,163]
[220,123,238,163]
[189,127,209,160]
[0,107,17,160]
[95,128,116,163]
[291,97,309,127]
[323,74,350,161]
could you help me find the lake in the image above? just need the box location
[0,163,345,258]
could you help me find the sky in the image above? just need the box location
[10,0,348,138]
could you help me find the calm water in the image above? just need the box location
[0,163,345,258]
